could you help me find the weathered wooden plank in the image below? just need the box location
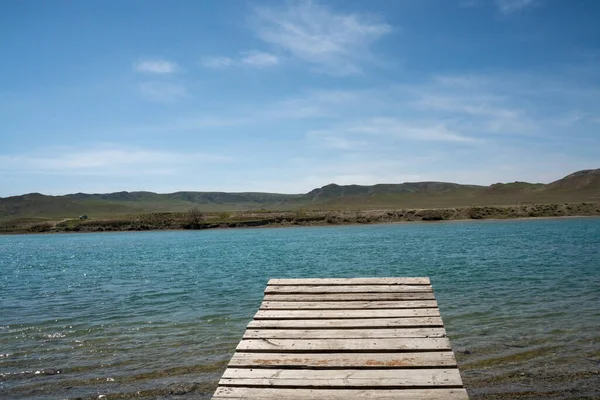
[268,278,431,286]
[236,337,451,352]
[228,351,457,368]
[213,387,469,399]
[247,316,444,329]
[265,285,432,294]
[219,368,463,387]
[243,327,447,339]
[263,293,436,301]
[260,300,438,310]
[254,309,440,320]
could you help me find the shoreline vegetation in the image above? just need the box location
[2,202,599,235]
[2,169,598,234]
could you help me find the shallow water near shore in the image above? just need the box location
[1,218,599,399]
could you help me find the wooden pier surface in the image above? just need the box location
[213,277,468,399]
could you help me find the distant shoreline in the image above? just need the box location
[2,202,599,235]
[4,215,600,237]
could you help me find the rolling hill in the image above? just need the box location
[1,169,599,221]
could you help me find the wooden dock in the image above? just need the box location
[213,277,468,399]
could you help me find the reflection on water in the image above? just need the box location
[1,218,599,399]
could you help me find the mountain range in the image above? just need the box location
[1,169,599,220]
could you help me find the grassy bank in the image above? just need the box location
[1,202,599,234]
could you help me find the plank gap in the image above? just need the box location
[247,325,445,329]
[253,317,439,320]
[234,349,453,354]
[268,278,431,286]
[217,384,466,390]
[221,365,459,370]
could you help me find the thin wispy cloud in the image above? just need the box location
[201,56,234,69]
[314,118,479,144]
[408,74,543,135]
[434,74,486,88]
[306,132,368,150]
[125,68,595,148]
[129,67,597,162]
[413,94,517,119]
[241,51,279,68]
[139,82,188,103]
[355,118,479,143]
[134,59,178,74]
[253,0,392,75]
[496,0,537,14]
[201,52,279,69]
[0,146,231,176]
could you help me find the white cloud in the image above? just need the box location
[411,94,534,134]
[133,69,597,147]
[413,94,517,119]
[253,0,391,74]
[201,56,234,69]
[0,146,231,176]
[310,117,478,147]
[241,51,279,68]
[262,89,364,120]
[134,59,178,74]
[355,118,479,143]
[200,1,392,75]
[434,74,486,88]
[409,75,539,135]
[139,82,188,103]
[306,133,368,150]
[496,0,537,14]
[200,53,279,69]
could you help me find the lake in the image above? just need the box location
[1,218,599,399]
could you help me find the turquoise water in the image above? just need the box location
[1,218,600,399]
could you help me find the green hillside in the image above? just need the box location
[1,169,599,221]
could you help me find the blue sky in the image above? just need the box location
[1,0,599,196]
